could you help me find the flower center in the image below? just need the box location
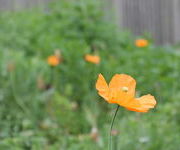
[122,87,129,92]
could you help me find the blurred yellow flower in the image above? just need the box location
[47,55,60,66]
[85,54,100,64]
[135,39,149,47]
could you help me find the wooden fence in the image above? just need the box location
[0,0,180,44]
[112,0,180,44]
[0,0,51,11]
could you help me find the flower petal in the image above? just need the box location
[109,74,136,96]
[136,94,157,109]
[108,74,136,103]
[126,107,148,113]
[96,74,109,101]
[124,94,156,113]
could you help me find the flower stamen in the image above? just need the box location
[122,87,128,92]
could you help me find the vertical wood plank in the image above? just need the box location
[172,0,180,43]
[112,0,180,44]
[0,0,13,11]
[0,0,52,10]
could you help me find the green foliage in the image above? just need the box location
[0,0,180,149]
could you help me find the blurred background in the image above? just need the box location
[0,0,180,149]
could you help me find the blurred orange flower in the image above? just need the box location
[47,55,60,66]
[85,54,100,64]
[135,39,149,47]
[96,74,156,112]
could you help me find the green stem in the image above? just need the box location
[109,105,120,150]
[50,66,54,84]
[10,73,28,114]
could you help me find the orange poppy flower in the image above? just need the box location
[47,55,60,66]
[135,39,149,47]
[96,74,156,112]
[85,54,100,64]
